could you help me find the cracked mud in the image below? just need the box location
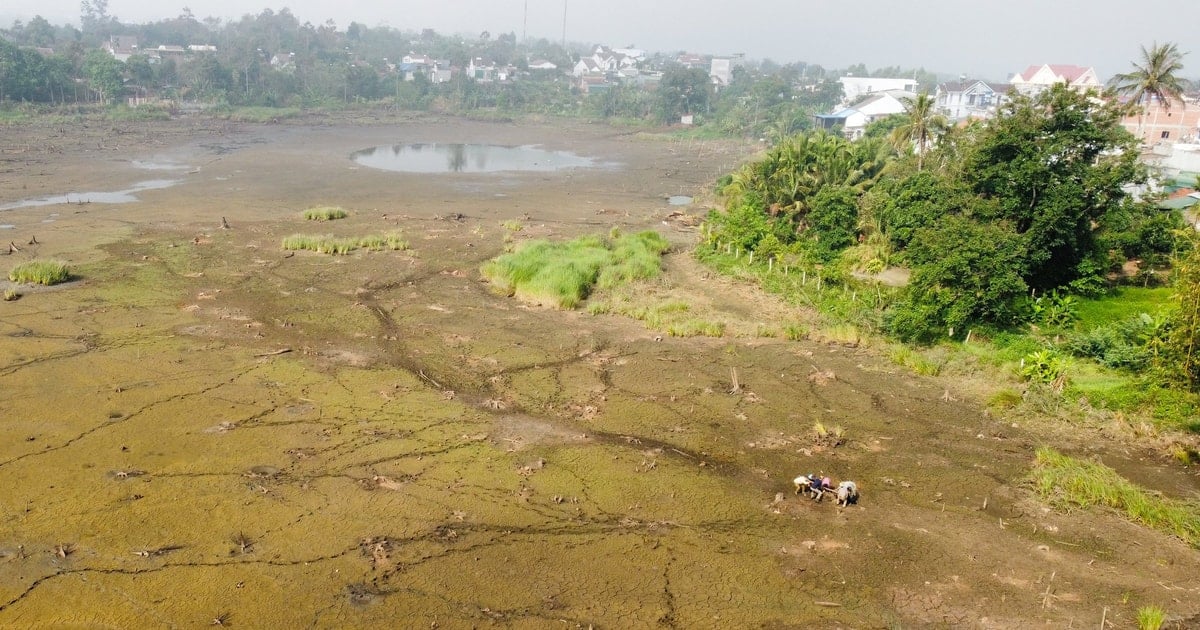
[1,113,1197,628]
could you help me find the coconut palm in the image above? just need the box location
[1111,42,1188,139]
[890,92,947,171]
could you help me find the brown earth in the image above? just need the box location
[0,111,1197,629]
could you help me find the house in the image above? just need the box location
[430,60,454,84]
[528,59,558,71]
[838,76,918,106]
[815,90,915,139]
[573,57,603,78]
[675,52,707,69]
[270,52,296,70]
[1120,97,1200,146]
[579,75,611,95]
[187,44,217,53]
[710,55,745,90]
[402,53,433,66]
[1009,64,1101,95]
[935,79,1010,120]
[154,45,186,57]
[104,36,138,62]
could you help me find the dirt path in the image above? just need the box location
[0,112,1196,628]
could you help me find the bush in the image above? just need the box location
[1020,350,1067,385]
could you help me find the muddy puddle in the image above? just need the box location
[0,115,1197,628]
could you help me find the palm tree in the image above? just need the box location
[1111,42,1188,141]
[890,92,947,171]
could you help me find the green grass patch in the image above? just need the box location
[889,345,943,376]
[1137,604,1166,630]
[481,231,668,309]
[9,260,71,285]
[1031,447,1200,548]
[281,232,408,256]
[303,206,348,221]
[1074,287,1173,330]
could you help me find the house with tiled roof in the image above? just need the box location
[1009,64,1101,95]
[935,79,1010,121]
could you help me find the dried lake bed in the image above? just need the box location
[0,112,1197,628]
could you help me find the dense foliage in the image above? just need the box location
[703,84,1177,344]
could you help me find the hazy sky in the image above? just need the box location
[4,0,1198,81]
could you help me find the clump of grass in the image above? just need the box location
[666,319,725,338]
[303,206,348,221]
[3,288,20,301]
[987,388,1024,410]
[783,323,808,341]
[481,231,667,309]
[1031,447,1200,548]
[281,234,357,255]
[814,323,861,346]
[1172,445,1198,466]
[889,346,942,376]
[9,260,70,285]
[382,232,409,251]
[1137,605,1166,630]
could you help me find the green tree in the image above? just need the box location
[1111,42,1187,139]
[962,84,1142,292]
[888,216,1028,342]
[890,92,947,171]
[81,49,123,104]
[806,184,859,261]
[657,66,711,123]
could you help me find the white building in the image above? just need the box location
[1009,64,1101,95]
[935,79,1010,121]
[816,90,916,139]
[838,76,918,105]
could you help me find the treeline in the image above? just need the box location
[1,8,937,133]
[702,84,1197,386]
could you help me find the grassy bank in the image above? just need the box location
[1031,447,1200,548]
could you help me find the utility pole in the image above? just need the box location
[523,0,528,42]
[561,0,567,48]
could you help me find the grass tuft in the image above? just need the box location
[1031,447,1200,548]
[3,288,20,301]
[9,260,70,285]
[303,206,348,221]
[1137,604,1166,630]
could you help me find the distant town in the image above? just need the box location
[2,8,1198,198]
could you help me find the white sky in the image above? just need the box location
[3,0,1198,82]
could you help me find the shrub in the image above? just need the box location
[1020,350,1067,385]
[9,260,70,285]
